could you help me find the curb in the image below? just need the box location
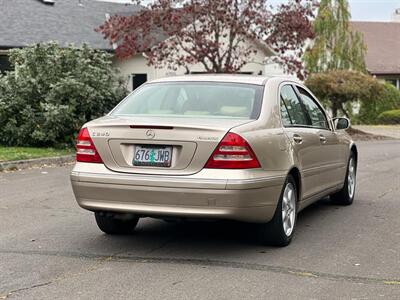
[0,155,75,172]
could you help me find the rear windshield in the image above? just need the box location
[111,82,264,119]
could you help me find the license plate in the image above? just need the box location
[133,145,172,167]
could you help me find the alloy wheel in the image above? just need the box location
[348,158,356,199]
[282,182,296,237]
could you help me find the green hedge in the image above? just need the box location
[377,109,400,125]
[358,83,400,124]
[0,43,127,147]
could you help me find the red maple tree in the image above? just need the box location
[97,0,315,79]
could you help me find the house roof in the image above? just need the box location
[0,0,274,59]
[351,21,400,75]
[0,0,141,50]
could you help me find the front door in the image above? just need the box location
[294,85,345,191]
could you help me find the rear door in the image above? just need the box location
[294,85,346,189]
[279,84,322,199]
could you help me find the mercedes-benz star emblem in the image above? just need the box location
[146,129,155,139]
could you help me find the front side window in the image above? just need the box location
[296,87,330,129]
[280,85,308,126]
[111,82,264,119]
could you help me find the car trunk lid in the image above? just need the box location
[87,116,254,175]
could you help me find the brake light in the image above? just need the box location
[204,132,260,169]
[76,128,103,163]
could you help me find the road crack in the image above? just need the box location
[0,253,116,299]
[0,282,52,299]
[1,249,399,288]
[377,185,400,200]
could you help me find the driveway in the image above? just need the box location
[0,140,399,299]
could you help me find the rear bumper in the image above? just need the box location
[70,163,286,223]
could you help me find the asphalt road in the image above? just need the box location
[1,140,400,299]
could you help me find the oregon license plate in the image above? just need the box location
[133,146,172,167]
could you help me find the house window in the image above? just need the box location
[386,78,400,90]
[132,74,147,91]
[0,55,11,74]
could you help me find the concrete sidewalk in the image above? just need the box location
[353,125,400,139]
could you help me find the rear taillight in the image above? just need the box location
[76,128,103,163]
[204,132,261,169]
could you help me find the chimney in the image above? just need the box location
[392,8,400,22]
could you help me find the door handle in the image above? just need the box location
[319,135,327,144]
[292,134,303,144]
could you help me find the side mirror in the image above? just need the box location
[333,117,350,130]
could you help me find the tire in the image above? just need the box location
[95,212,139,235]
[256,175,298,247]
[330,153,356,206]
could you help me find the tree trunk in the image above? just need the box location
[332,101,339,118]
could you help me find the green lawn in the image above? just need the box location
[0,147,74,162]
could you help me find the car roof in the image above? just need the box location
[149,74,300,86]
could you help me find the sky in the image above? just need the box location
[347,0,400,21]
[269,0,400,21]
[96,0,400,22]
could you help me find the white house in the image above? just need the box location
[0,0,279,92]
[114,43,276,90]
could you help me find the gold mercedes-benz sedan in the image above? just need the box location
[70,75,357,246]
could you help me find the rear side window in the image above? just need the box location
[296,87,330,129]
[280,85,308,126]
[112,82,264,120]
[280,99,292,126]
